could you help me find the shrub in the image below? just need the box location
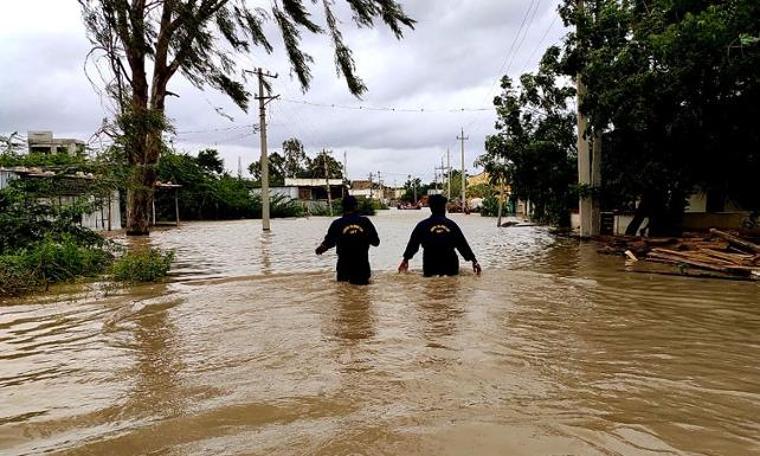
[481,195,509,217]
[0,236,112,296]
[269,194,305,218]
[111,248,175,283]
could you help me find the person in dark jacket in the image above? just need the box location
[316,196,380,285]
[398,194,481,277]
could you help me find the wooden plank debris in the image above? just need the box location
[601,229,760,280]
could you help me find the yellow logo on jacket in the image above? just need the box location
[343,224,364,235]
[430,224,451,234]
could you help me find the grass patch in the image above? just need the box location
[0,236,113,297]
[111,248,175,283]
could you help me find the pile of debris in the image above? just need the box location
[598,229,760,280]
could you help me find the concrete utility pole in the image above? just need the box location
[457,128,469,210]
[254,68,279,231]
[369,172,374,199]
[323,151,333,217]
[441,156,445,193]
[435,159,448,194]
[575,0,599,238]
[343,151,348,181]
[591,132,602,234]
[576,76,592,237]
[447,147,451,200]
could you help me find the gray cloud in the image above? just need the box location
[0,0,567,183]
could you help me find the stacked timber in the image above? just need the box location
[601,229,760,280]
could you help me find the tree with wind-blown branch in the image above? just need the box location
[78,0,415,235]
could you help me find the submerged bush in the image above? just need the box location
[0,236,112,296]
[111,248,175,283]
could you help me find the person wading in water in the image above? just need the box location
[316,196,380,285]
[398,194,482,277]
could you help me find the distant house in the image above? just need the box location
[253,177,347,209]
[27,131,85,155]
[570,190,752,235]
[466,171,490,187]
[349,180,376,199]
[0,167,121,231]
[349,180,403,202]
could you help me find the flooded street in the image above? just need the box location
[2,210,759,455]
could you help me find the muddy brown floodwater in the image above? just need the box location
[2,210,759,455]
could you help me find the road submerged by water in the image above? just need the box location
[1,210,759,455]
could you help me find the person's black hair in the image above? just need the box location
[342,195,358,213]
[429,194,447,216]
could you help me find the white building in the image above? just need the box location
[27,131,86,155]
[0,167,121,232]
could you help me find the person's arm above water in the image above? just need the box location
[452,222,482,276]
[399,222,423,272]
[366,218,380,247]
[315,219,339,255]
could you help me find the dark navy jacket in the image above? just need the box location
[322,213,380,284]
[403,215,476,277]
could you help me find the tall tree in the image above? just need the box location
[249,151,286,186]
[196,148,224,174]
[79,0,414,234]
[308,150,343,179]
[482,49,577,226]
[558,0,760,235]
[281,137,308,178]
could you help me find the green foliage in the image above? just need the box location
[358,198,378,216]
[307,150,344,179]
[157,149,257,220]
[467,183,494,199]
[249,151,287,185]
[111,248,175,283]
[0,183,119,297]
[482,51,577,227]
[196,149,224,174]
[0,151,87,168]
[480,195,509,218]
[401,177,429,202]
[282,138,308,177]
[557,0,760,234]
[79,1,414,234]
[0,236,112,297]
[0,184,105,254]
[268,194,306,218]
[248,141,343,185]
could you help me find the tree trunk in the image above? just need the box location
[126,165,155,235]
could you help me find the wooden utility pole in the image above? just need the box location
[457,128,469,210]
[254,68,279,231]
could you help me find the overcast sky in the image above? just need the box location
[0,0,567,185]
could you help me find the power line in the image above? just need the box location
[281,98,491,113]
[504,0,543,76]
[524,11,561,69]
[173,123,256,136]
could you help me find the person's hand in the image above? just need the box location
[315,244,327,255]
[472,261,482,276]
[398,259,409,273]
